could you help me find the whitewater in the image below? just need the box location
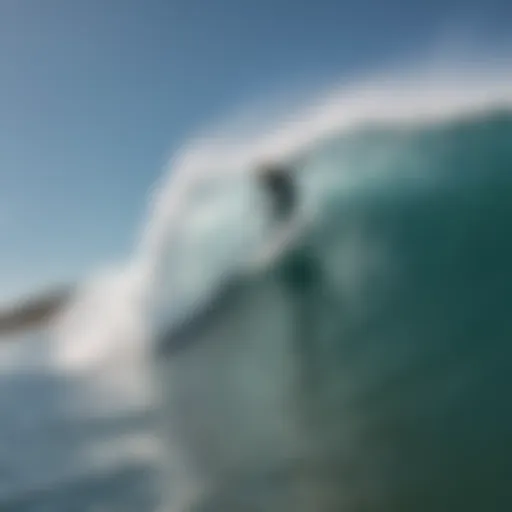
[2,62,512,510]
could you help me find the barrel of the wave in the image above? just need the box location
[155,110,512,511]
[281,110,512,512]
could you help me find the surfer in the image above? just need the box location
[256,161,321,292]
[256,162,327,388]
[256,162,297,225]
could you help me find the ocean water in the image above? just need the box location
[0,330,160,511]
[155,108,512,511]
[2,74,512,511]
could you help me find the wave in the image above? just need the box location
[154,105,512,509]
[51,68,512,363]
[47,66,512,509]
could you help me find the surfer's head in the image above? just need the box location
[256,162,296,222]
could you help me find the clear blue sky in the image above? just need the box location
[0,0,510,299]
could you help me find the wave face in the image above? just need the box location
[154,108,512,511]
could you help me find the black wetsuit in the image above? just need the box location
[257,164,296,224]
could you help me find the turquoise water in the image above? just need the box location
[2,108,512,511]
[158,108,512,510]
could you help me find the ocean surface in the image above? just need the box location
[2,77,512,510]
[0,330,160,511]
